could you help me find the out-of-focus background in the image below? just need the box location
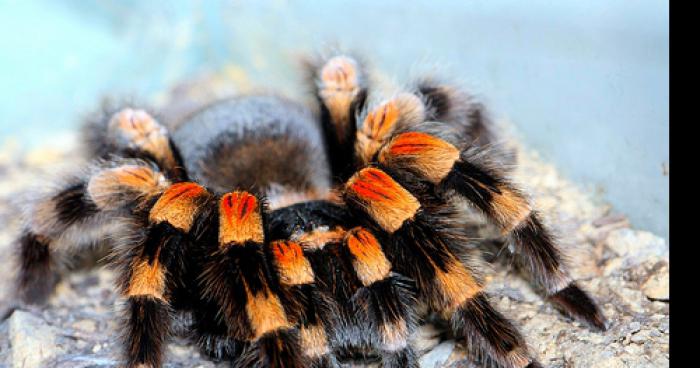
[0,1,668,237]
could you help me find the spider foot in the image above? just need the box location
[549,283,608,331]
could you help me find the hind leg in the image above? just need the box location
[82,105,186,179]
[376,132,607,331]
[14,160,169,304]
[14,105,183,304]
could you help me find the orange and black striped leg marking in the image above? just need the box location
[123,295,170,368]
[121,231,173,368]
[343,227,419,368]
[450,293,540,368]
[378,132,607,331]
[15,162,167,305]
[315,55,368,181]
[300,238,365,355]
[512,213,607,331]
[118,182,209,368]
[344,167,539,368]
[201,192,307,368]
[270,240,338,368]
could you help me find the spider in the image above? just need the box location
[12,52,607,368]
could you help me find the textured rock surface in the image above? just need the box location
[0,80,669,367]
[8,311,64,368]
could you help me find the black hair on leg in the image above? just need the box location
[306,53,369,182]
[15,232,57,304]
[376,132,607,331]
[122,295,172,368]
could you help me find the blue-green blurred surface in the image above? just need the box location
[0,0,669,239]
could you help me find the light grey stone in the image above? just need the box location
[642,266,669,301]
[605,228,668,266]
[419,341,455,368]
[9,310,63,368]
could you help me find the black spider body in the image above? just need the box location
[13,53,606,368]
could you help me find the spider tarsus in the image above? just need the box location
[235,329,307,368]
[381,347,419,368]
[450,292,534,368]
[309,353,340,368]
[16,232,57,305]
[549,283,608,332]
[409,145,608,336]
[123,295,171,368]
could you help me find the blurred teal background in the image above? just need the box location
[0,1,669,239]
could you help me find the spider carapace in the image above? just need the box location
[13,53,606,368]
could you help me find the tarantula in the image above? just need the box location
[13,53,607,368]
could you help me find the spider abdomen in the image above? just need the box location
[170,95,331,199]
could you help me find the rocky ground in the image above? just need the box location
[0,77,668,367]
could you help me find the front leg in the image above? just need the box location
[269,240,340,368]
[200,191,308,368]
[343,227,419,368]
[115,182,210,367]
[120,247,172,368]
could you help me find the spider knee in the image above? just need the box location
[344,167,420,233]
[355,94,426,166]
[218,191,264,246]
[148,182,209,233]
[435,259,484,313]
[87,163,169,210]
[344,227,392,287]
[270,240,315,286]
[107,108,177,170]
